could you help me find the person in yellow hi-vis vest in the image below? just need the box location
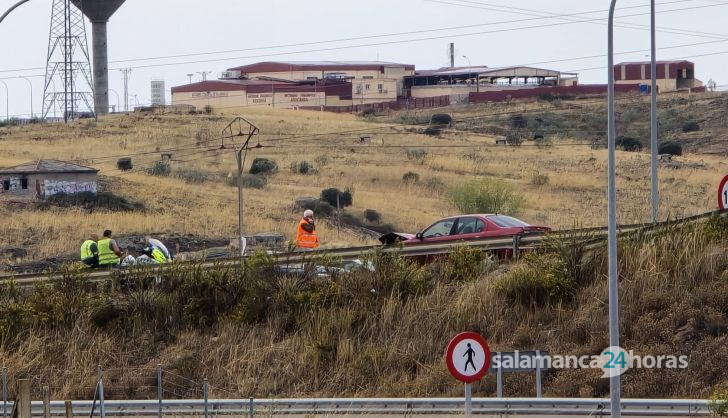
[295,209,319,250]
[97,229,123,267]
[80,234,99,268]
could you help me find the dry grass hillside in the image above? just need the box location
[1,92,726,268]
[1,214,727,401]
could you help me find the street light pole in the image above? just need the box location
[0,0,32,26]
[109,89,120,113]
[463,55,478,93]
[0,80,8,121]
[650,0,659,224]
[607,1,621,417]
[19,76,33,118]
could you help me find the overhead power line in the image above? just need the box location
[0,0,727,76]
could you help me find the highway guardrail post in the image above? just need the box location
[64,400,72,418]
[2,367,6,418]
[42,386,50,418]
[535,350,542,398]
[17,378,30,418]
[98,365,105,418]
[512,235,521,261]
[157,364,162,418]
[496,365,503,398]
[203,378,209,418]
[249,397,254,418]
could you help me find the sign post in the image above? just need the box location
[719,175,728,210]
[445,332,491,418]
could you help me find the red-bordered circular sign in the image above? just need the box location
[444,332,491,383]
[719,175,728,211]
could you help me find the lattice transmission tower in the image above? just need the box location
[42,0,95,121]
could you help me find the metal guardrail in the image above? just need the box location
[1,209,725,287]
[12,397,713,416]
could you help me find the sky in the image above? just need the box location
[1,0,727,118]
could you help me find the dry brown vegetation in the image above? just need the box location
[1,215,727,400]
[1,92,726,267]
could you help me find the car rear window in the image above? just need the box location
[489,215,530,228]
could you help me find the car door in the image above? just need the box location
[452,217,486,240]
[419,219,457,243]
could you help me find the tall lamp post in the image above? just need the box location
[0,0,33,25]
[650,0,659,223]
[221,117,260,258]
[109,88,120,113]
[0,80,8,121]
[607,1,621,417]
[18,76,33,118]
[462,55,479,92]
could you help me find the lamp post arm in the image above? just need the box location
[0,0,32,26]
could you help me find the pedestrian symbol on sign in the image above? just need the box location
[463,343,477,372]
[445,332,491,383]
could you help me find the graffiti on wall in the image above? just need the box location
[43,180,97,197]
[0,176,22,195]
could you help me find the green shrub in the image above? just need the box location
[406,148,427,163]
[227,174,267,189]
[430,113,453,126]
[365,248,432,297]
[446,178,525,215]
[363,209,382,223]
[146,161,171,176]
[314,155,329,167]
[531,171,549,186]
[658,141,683,156]
[442,245,485,283]
[616,136,642,152]
[358,108,376,118]
[424,176,446,193]
[510,114,527,129]
[290,161,314,175]
[298,199,336,217]
[494,254,574,307]
[203,104,213,115]
[423,126,441,136]
[321,188,352,208]
[249,158,277,175]
[506,130,525,146]
[175,168,208,184]
[116,157,133,171]
[682,120,700,132]
[710,386,728,416]
[402,171,420,184]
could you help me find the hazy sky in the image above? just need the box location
[2,0,727,118]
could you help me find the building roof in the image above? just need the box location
[171,79,295,94]
[227,61,416,73]
[616,60,693,66]
[411,66,564,78]
[0,159,98,174]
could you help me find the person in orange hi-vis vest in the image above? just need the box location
[296,209,319,250]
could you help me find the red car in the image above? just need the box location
[379,214,551,245]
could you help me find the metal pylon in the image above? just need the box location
[42,0,94,121]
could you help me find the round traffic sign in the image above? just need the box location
[445,332,491,383]
[720,175,728,210]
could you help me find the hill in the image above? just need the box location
[0,92,726,270]
[1,214,727,400]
